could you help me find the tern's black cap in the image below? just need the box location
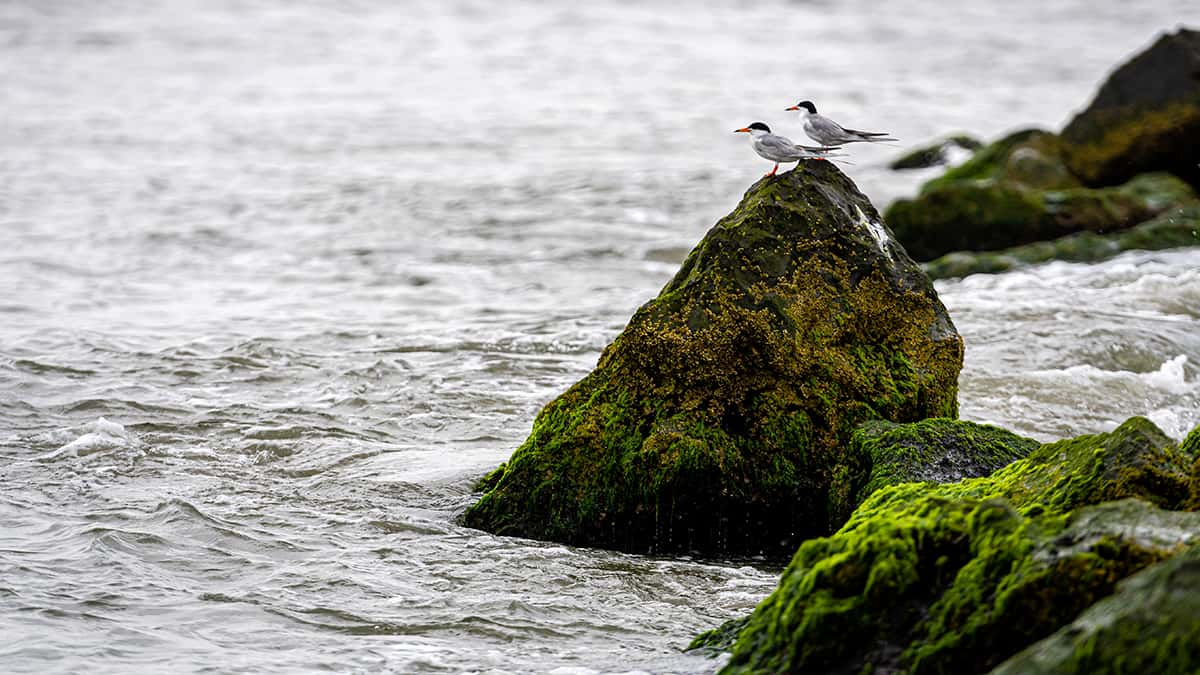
[747,122,771,132]
[795,101,817,114]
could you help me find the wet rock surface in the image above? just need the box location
[922,202,1200,279]
[885,29,1200,270]
[846,417,1038,510]
[990,545,1200,675]
[886,157,1194,262]
[1061,28,1200,190]
[707,417,1200,674]
[464,162,964,557]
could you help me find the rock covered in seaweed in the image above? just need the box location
[922,202,1200,279]
[710,416,1198,673]
[884,28,1200,264]
[463,162,964,557]
[885,153,1195,261]
[990,545,1200,675]
[1061,28,1200,191]
[916,129,1078,192]
[837,417,1038,519]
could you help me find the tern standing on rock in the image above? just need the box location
[786,101,897,145]
[734,122,840,177]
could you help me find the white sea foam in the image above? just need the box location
[1028,355,1192,395]
[942,143,976,167]
[1142,354,1193,394]
[41,417,135,460]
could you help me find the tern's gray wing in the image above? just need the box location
[759,133,800,153]
[772,134,835,154]
[752,133,802,161]
[809,114,851,142]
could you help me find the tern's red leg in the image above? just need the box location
[766,163,778,177]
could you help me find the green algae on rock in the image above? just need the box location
[708,417,1198,673]
[886,30,1200,266]
[989,544,1200,675]
[922,202,1200,280]
[919,129,1078,193]
[841,418,1038,519]
[885,170,1195,261]
[848,416,1195,524]
[463,162,964,557]
[1060,28,1200,191]
[1184,423,1200,512]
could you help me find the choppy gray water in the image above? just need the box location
[2,1,1198,673]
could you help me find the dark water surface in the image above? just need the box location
[2,1,1198,672]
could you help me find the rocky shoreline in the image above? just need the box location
[889,28,1200,278]
[463,27,1200,674]
[464,161,963,558]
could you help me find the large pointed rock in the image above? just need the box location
[1061,28,1200,190]
[463,162,964,557]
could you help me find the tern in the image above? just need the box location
[785,101,897,145]
[734,122,840,177]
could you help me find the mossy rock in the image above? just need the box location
[839,418,1039,519]
[990,545,1200,675]
[849,416,1194,521]
[923,201,1200,279]
[463,162,964,557]
[1061,28,1200,190]
[886,172,1195,261]
[920,129,1078,193]
[705,417,1198,672]
[1184,423,1200,512]
[889,135,983,171]
[688,616,750,656]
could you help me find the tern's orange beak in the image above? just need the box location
[785,105,799,111]
[734,127,751,133]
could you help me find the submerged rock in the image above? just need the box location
[707,417,1198,673]
[922,202,1200,279]
[1061,28,1200,191]
[889,134,983,171]
[989,545,1200,675]
[463,162,964,557]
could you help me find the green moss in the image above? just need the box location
[851,418,1039,507]
[990,545,1200,675]
[472,463,507,492]
[710,417,1198,673]
[922,129,1077,192]
[687,616,750,654]
[887,184,1046,260]
[850,416,1193,524]
[721,497,1192,674]
[1184,424,1200,512]
[464,163,964,557]
[887,172,1196,262]
[1062,102,1200,189]
[1183,424,1200,460]
[922,202,1200,279]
